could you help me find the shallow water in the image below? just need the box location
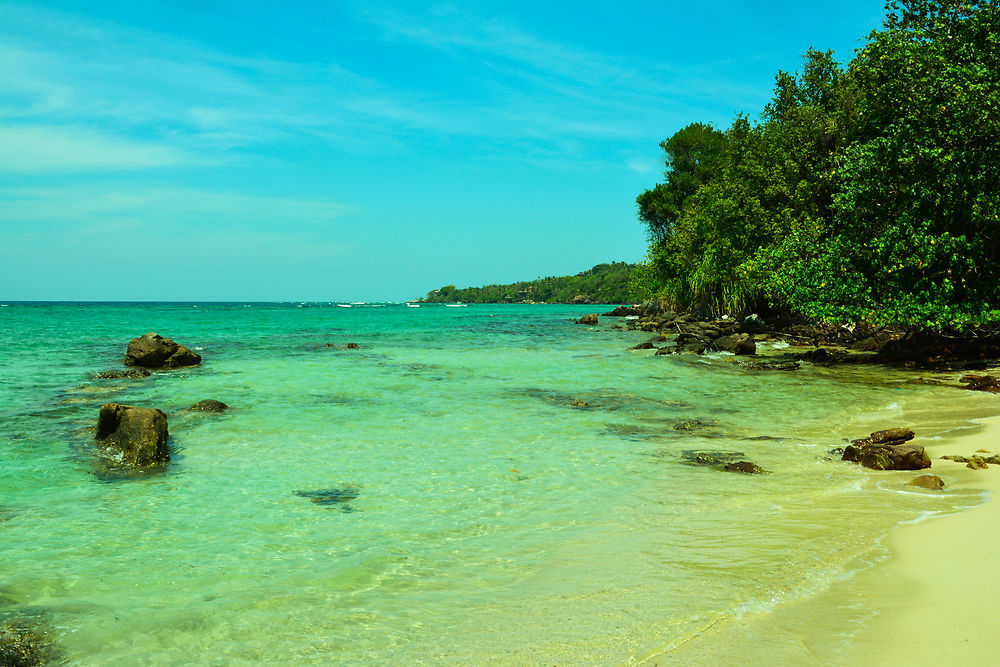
[0,303,994,665]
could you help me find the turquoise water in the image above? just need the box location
[0,303,994,664]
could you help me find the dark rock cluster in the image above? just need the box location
[842,428,931,471]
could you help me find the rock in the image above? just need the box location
[0,621,56,667]
[909,475,945,490]
[630,341,658,350]
[189,399,229,412]
[977,448,991,453]
[967,456,989,470]
[654,347,672,356]
[293,487,359,511]
[732,359,800,371]
[724,461,766,474]
[941,455,968,463]
[842,429,930,471]
[345,343,360,349]
[93,369,152,379]
[742,314,766,332]
[124,332,201,369]
[959,375,1000,392]
[95,403,169,467]
[602,305,641,317]
[850,428,915,449]
[571,399,589,408]
[710,333,756,355]
[576,314,599,325]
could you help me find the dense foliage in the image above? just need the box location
[634,1,1000,329]
[420,262,637,304]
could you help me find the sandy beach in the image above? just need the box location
[846,415,1000,665]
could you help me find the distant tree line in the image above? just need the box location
[420,262,638,304]
[633,0,1000,330]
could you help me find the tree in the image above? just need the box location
[636,123,728,245]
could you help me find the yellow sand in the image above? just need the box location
[845,415,1000,665]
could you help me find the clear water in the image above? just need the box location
[0,303,994,665]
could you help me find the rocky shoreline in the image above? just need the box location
[575,302,1000,476]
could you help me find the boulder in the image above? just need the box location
[345,343,360,349]
[124,332,201,369]
[842,429,930,471]
[94,369,152,380]
[710,333,756,355]
[189,399,229,412]
[576,314,599,325]
[909,475,945,490]
[95,403,169,467]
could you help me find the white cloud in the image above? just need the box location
[0,125,191,171]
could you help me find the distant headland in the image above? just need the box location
[418,262,638,304]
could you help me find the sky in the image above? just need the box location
[0,1,887,301]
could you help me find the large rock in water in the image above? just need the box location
[576,313,599,325]
[124,332,201,368]
[842,428,930,471]
[95,403,169,467]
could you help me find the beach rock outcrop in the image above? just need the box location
[710,333,756,355]
[602,305,641,317]
[189,399,229,412]
[967,456,989,470]
[94,369,152,380]
[124,332,201,369]
[576,314,599,325]
[910,475,945,490]
[95,403,169,467]
[842,428,931,471]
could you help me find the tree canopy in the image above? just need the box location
[634,0,1000,329]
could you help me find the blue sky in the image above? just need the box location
[0,1,886,301]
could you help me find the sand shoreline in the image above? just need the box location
[844,414,1000,664]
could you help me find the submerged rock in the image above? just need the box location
[570,399,589,408]
[724,461,766,474]
[95,403,169,467]
[0,621,57,667]
[909,475,945,490]
[345,343,360,349]
[189,399,229,412]
[124,332,201,369]
[294,487,359,511]
[93,369,152,380]
[732,359,800,371]
[576,313,599,325]
[959,374,1000,393]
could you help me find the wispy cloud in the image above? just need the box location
[0,184,350,238]
[0,125,191,171]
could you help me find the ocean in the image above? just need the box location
[1,302,994,665]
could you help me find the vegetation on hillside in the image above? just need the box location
[633,0,1000,329]
[420,262,637,304]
